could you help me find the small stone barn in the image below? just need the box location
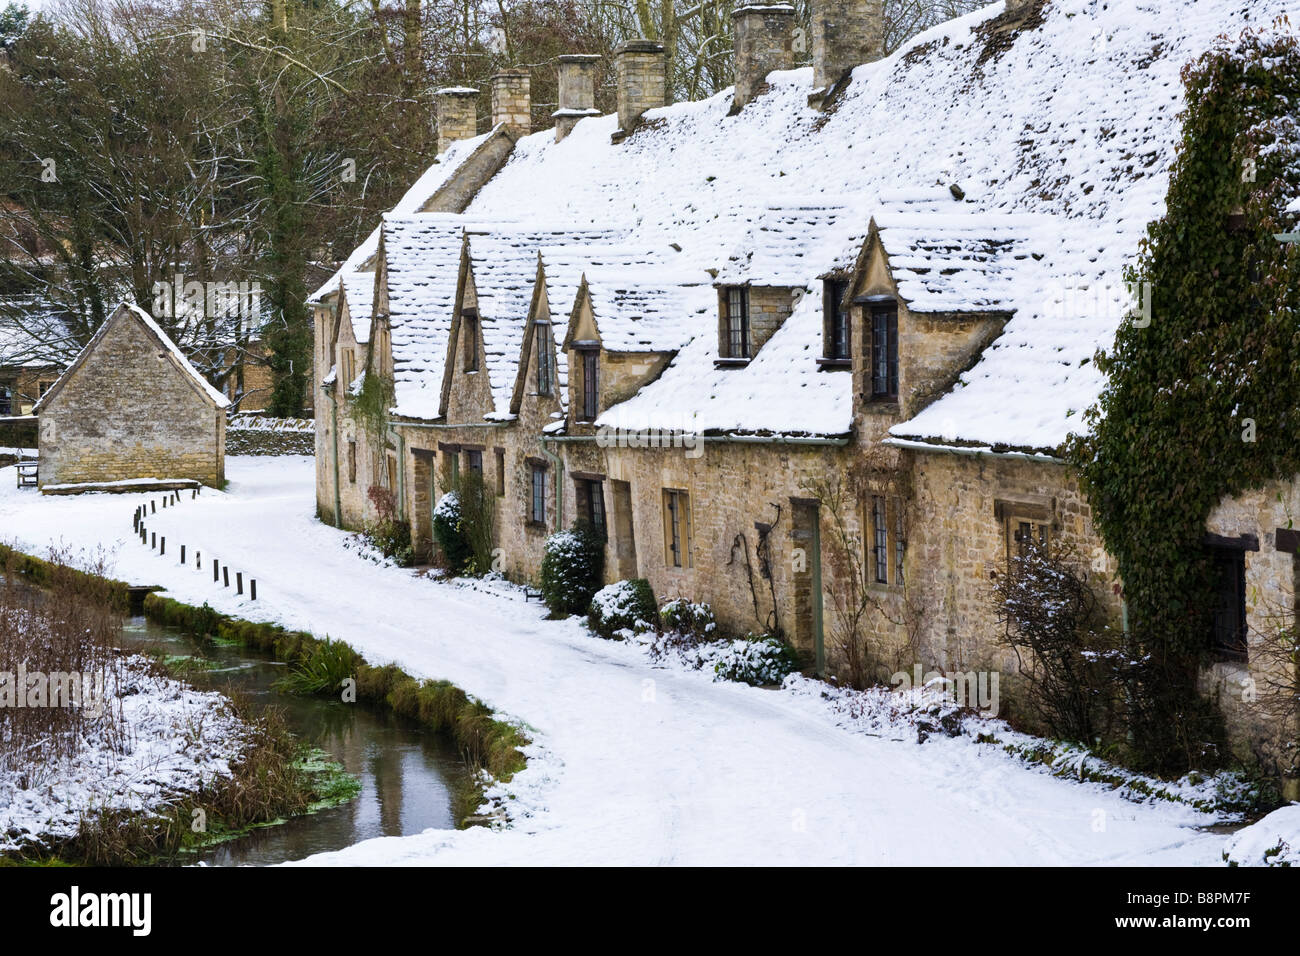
[34,303,229,489]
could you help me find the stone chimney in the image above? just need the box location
[490,70,531,135]
[553,54,602,143]
[434,87,479,155]
[614,39,666,138]
[732,4,797,112]
[810,0,884,107]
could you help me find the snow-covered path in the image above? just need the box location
[0,457,1228,865]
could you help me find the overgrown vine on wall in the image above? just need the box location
[347,369,395,466]
[1067,23,1300,774]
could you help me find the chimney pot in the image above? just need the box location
[731,4,798,112]
[614,40,666,137]
[490,70,531,136]
[554,54,602,142]
[434,87,479,155]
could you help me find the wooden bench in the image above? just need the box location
[15,461,37,489]
[524,587,544,602]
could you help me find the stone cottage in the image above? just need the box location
[34,302,229,488]
[309,0,1300,776]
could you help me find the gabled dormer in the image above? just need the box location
[509,253,565,421]
[563,278,604,425]
[845,215,1028,428]
[439,236,496,423]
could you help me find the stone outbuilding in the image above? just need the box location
[34,302,229,489]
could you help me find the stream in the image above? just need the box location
[117,614,470,866]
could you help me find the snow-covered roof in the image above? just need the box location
[715,203,849,287]
[335,0,1283,450]
[583,267,715,353]
[338,271,374,345]
[873,209,1045,314]
[34,302,230,413]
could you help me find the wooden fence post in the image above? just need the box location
[250,579,257,601]
[236,572,243,595]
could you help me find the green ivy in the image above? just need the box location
[1068,28,1300,774]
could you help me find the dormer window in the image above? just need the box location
[580,347,599,421]
[536,321,554,395]
[463,310,479,371]
[722,286,750,359]
[868,302,898,400]
[822,279,851,365]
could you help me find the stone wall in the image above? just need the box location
[732,5,797,111]
[435,88,479,155]
[490,71,531,136]
[38,314,224,487]
[810,0,884,95]
[615,40,666,135]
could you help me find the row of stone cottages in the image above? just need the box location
[307,0,1299,778]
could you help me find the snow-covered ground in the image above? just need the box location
[0,456,1242,865]
[0,655,248,854]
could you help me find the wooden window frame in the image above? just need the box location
[868,302,899,400]
[871,496,889,584]
[529,463,547,526]
[578,347,599,422]
[663,489,692,569]
[465,448,483,475]
[722,286,751,360]
[1208,545,1249,663]
[462,310,479,372]
[823,279,851,363]
[536,321,554,396]
[577,477,606,539]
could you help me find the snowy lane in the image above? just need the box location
[0,457,1227,865]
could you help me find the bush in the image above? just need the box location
[659,598,717,639]
[712,634,800,686]
[432,491,473,573]
[588,579,657,639]
[456,471,496,575]
[364,486,415,567]
[539,522,605,616]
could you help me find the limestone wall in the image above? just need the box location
[38,316,224,487]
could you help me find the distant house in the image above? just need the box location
[34,302,229,488]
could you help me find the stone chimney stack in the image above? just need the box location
[731,4,797,112]
[810,0,884,107]
[614,39,666,138]
[553,54,602,143]
[490,70,531,136]
[434,87,479,155]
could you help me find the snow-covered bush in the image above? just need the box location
[432,491,472,573]
[1224,805,1300,866]
[539,522,605,615]
[711,635,800,686]
[588,579,657,639]
[659,598,716,639]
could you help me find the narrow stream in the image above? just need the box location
[117,616,471,866]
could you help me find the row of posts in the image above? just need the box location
[131,487,257,601]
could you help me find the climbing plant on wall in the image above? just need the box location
[1068,24,1300,774]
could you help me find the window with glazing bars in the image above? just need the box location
[894,502,906,586]
[530,466,546,523]
[872,496,888,584]
[581,350,599,420]
[536,322,553,395]
[725,287,750,359]
[826,280,851,360]
[870,305,898,398]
